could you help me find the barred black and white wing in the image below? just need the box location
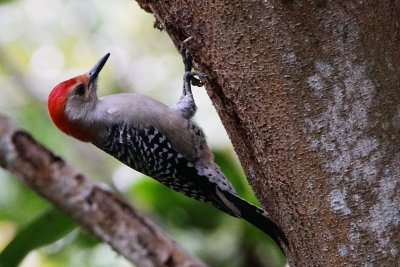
[99,124,232,210]
[98,123,288,247]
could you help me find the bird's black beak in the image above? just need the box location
[88,53,110,87]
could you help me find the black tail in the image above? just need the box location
[221,190,288,252]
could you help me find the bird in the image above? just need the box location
[47,43,288,250]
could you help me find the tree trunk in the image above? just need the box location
[136,1,400,266]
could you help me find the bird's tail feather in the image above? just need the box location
[221,190,288,251]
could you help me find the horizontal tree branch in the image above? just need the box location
[0,114,206,267]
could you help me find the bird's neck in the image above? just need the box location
[49,98,97,143]
[53,110,91,142]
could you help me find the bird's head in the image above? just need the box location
[48,53,110,141]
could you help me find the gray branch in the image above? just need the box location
[0,114,206,267]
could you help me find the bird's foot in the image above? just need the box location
[180,37,208,87]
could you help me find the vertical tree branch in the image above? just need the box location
[135,0,400,265]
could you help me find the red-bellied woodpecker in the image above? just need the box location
[48,44,288,250]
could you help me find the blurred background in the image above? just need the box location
[0,0,284,266]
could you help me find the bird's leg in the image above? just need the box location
[175,39,207,119]
[180,38,208,88]
[175,51,197,119]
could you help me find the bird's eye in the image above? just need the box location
[74,84,85,96]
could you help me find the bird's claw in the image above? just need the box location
[190,71,208,87]
[180,37,208,87]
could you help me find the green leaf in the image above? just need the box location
[0,207,76,267]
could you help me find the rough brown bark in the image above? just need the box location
[0,115,206,267]
[135,1,400,266]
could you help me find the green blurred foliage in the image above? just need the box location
[0,208,76,267]
[0,0,285,266]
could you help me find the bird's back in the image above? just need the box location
[92,93,238,208]
[94,93,209,162]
